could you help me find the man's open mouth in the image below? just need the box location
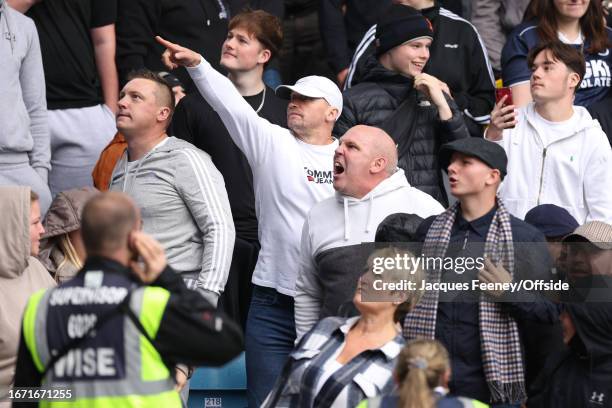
[334,161,345,175]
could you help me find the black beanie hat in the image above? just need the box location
[375,4,434,57]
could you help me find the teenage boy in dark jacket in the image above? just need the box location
[334,4,469,206]
[345,0,495,137]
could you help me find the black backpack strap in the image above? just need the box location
[378,89,421,164]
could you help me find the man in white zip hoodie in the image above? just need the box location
[294,125,444,339]
[156,36,342,407]
[486,41,612,223]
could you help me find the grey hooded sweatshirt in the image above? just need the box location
[0,187,55,394]
[0,1,50,182]
[109,137,235,306]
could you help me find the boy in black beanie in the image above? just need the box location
[333,4,470,207]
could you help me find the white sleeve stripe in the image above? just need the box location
[179,149,224,291]
[464,109,491,123]
[179,149,230,292]
[185,148,231,292]
[518,25,538,38]
[184,148,231,292]
[346,24,377,89]
[505,79,531,87]
[439,8,496,86]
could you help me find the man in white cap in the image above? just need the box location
[156,36,342,407]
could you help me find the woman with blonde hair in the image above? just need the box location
[38,187,100,283]
[358,339,489,408]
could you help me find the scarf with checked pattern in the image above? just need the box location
[403,199,526,403]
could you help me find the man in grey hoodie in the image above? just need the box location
[294,125,444,339]
[0,0,51,214]
[109,69,235,308]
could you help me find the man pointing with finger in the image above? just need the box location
[156,36,341,406]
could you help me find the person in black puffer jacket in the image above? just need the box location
[334,4,469,206]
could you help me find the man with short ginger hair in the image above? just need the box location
[109,70,235,310]
[294,125,443,339]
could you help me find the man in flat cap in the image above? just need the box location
[563,221,612,283]
[404,137,559,406]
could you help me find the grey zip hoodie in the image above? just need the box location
[109,137,235,306]
[0,1,50,182]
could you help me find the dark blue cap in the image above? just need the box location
[524,204,579,238]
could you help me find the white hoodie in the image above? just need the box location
[294,169,444,339]
[493,103,612,223]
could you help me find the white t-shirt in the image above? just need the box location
[558,30,583,45]
[188,59,337,296]
[314,344,345,399]
[531,109,579,147]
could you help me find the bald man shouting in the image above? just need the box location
[294,125,444,339]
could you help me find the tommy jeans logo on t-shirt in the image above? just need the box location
[304,167,333,184]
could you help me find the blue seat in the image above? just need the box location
[188,352,247,408]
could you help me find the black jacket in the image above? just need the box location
[529,279,612,408]
[173,87,287,243]
[319,0,391,74]
[13,257,243,393]
[334,56,470,206]
[115,0,229,92]
[346,5,495,136]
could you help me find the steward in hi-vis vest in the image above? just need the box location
[13,192,243,407]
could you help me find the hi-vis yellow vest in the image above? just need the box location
[22,286,181,407]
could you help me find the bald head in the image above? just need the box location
[81,192,140,254]
[345,125,398,175]
[334,125,399,198]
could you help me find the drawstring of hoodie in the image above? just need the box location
[364,195,374,234]
[343,197,350,240]
[343,194,375,240]
[109,146,156,194]
[121,150,152,194]
[0,0,16,54]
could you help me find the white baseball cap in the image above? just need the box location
[276,76,343,118]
